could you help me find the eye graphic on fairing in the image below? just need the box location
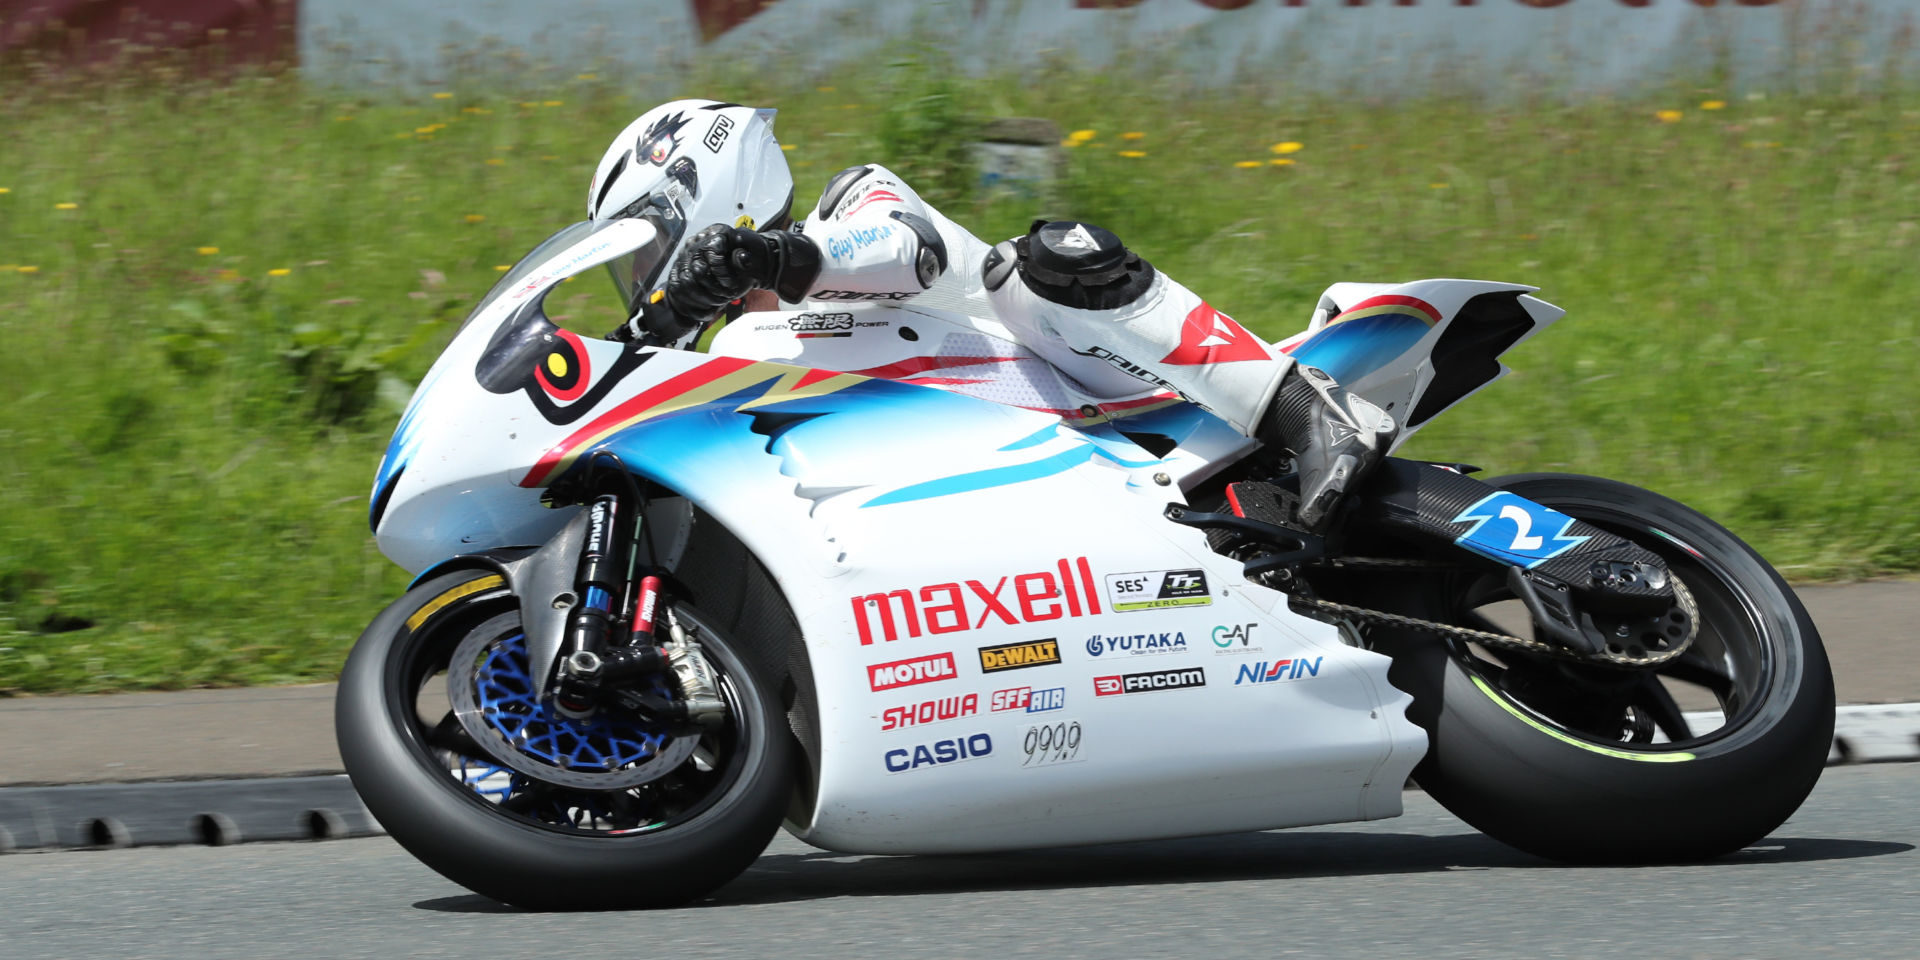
[638,111,693,167]
[533,329,591,402]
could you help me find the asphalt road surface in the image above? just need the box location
[4,764,1915,960]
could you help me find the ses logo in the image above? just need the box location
[1234,657,1324,685]
[1084,632,1188,658]
[1093,667,1207,697]
[867,652,958,692]
[851,557,1102,645]
[1212,623,1262,655]
[884,732,992,774]
[1104,568,1211,612]
[990,685,1066,714]
[880,693,979,731]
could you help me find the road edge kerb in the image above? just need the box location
[2,704,1915,852]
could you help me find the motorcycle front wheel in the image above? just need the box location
[1363,473,1834,863]
[336,568,792,909]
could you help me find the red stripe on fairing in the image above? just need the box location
[795,367,843,388]
[533,328,593,402]
[898,376,988,385]
[849,355,1020,380]
[521,356,760,487]
[1332,294,1443,324]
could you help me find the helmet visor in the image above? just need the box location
[603,194,688,317]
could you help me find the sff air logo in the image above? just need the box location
[1093,667,1207,697]
[978,639,1061,673]
[884,732,993,773]
[1234,656,1324,685]
[1104,568,1211,612]
[990,685,1066,714]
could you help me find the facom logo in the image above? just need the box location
[1084,631,1188,657]
[880,693,979,731]
[1234,657,1324,685]
[867,652,958,691]
[990,686,1066,713]
[884,732,993,773]
[851,557,1102,645]
[1093,667,1207,697]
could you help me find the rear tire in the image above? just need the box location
[337,569,792,909]
[1367,474,1834,863]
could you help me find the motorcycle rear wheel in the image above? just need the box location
[336,569,792,909]
[1364,473,1834,863]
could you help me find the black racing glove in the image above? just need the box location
[664,224,778,318]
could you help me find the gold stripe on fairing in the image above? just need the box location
[405,575,505,631]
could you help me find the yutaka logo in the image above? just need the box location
[1084,632,1188,657]
[1234,657,1324,685]
[884,732,992,774]
[990,686,1066,713]
[850,557,1102,645]
[867,653,958,691]
[880,693,979,731]
[1093,667,1207,697]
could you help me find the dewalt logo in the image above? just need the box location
[977,639,1062,674]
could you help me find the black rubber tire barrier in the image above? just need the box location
[1369,473,1836,863]
[337,569,793,910]
[195,812,242,846]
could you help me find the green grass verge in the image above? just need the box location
[1,61,1916,693]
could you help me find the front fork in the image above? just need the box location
[545,492,726,727]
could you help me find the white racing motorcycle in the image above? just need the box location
[338,215,1834,910]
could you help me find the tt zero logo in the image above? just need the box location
[851,557,1101,645]
[978,639,1061,674]
[1103,569,1211,612]
[991,686,1066,713]
[1234,657,1324,685]
[1093,667,1207,697]
[880,693,979,731]
[868,653,958,692]
[884,732,992,774]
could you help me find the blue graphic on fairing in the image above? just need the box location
[370,365,447,532]
[863,441,1156,507]
[1288,314,1432,383]
[475,632,675,770]
[1451,491,1590,568]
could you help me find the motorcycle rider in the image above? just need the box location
[589,99,1395,531]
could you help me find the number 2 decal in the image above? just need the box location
[1450,492,1589,568]
[1498,504,1544,551]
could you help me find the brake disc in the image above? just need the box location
[447,614,699,790]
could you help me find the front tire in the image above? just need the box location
[1367,474,1834,863]
[336,569,792,909]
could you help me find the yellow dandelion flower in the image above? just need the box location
[335,115,354,122]
[1430,182,1450,189]
[781,144,796,151]
[485,157,505,166]
[1118,150,1146,158]
[1060,139,1082,148]
[1069,129,1097,142]
[433,92,453,100]
[267,268,292,277]
[415,125,437,134]
[494,264,512,271]
[1272,141,1303,155]
[0,187,11,194]
[17,265,40,274]
[543,100,563,107]
[55,202,78,210]
[1520,233,1539,241]
[521,101,539,108]
[197,246,219,256]
[1270,158,1294,166]
[1234,160,1263,169]
[1701,100,1726,110]
[816,86,837,93]
[464,214,487,224]
[1656,109,1683,123]
[1121,131,1146,140]
[576,73,598,81]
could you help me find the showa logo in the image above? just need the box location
[880,693,979,731]
[1084,632,1188,658]
[1212,623,1263,655]
[851,557,1102,645]
[990,686,1066,714]
[884,732,993,774]
[868,653,958,691]
[1234,657,1324,685]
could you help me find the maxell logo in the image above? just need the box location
[1104,568,1212,612]
[851,557,1102,645]
[868,653,958,691]
[1234,657,1324,685]
[880,693,979,731]
[990,686,1066,713]
[978,639,1061,673]
[1093,667,1207,697]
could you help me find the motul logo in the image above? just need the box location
[868,653,958,691]
[852,557,1102,645]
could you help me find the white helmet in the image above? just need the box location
[586,99,794,318]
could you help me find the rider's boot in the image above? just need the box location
[983,219,1396,532]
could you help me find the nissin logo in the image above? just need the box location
[1234,657,1324,685]
[868,653,958,691]
[851,558,1102,645]
[884,732,992,773]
